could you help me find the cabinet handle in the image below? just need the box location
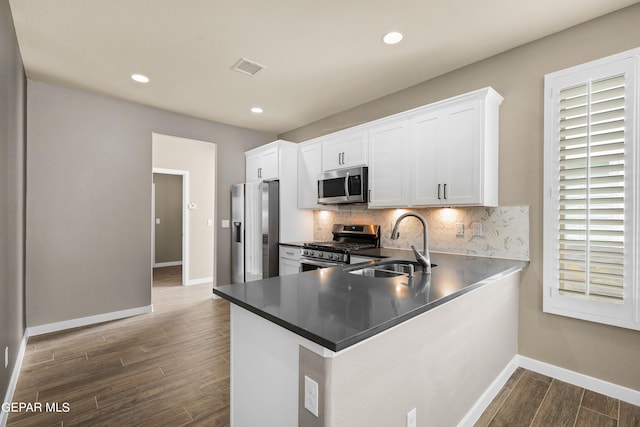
[444,183,447,200]
[437,184,441,200]
[258,167,262,178]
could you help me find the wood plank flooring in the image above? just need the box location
[7,266,230,426]
[7,266,639,426]
[475,368,640,427]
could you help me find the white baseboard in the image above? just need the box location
[458,354,640,426]
[153,261,182,268]
[27,305,153,337]
[457,355,520,427]
[1,332,28,427]
[518,355,640,406]
[186,276,213,286]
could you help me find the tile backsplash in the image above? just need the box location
[314,205,529,261]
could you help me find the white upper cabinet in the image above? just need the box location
[245,144,279,183]
[321,130,368,171]
[411,97,487,206]
[368,119,411,208]
[297,140,323,209]
[370,87,502,208]
[297,87,503,209]
[410,110,441,206]
[245,140,314,242]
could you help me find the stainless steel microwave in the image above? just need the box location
[317,166,368,204]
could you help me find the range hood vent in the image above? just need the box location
[231,57,266,76]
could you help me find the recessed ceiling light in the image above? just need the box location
[383,31,403,45]
[131,74,150,83]
[251,107,264,114]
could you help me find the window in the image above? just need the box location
[543,49,640,330]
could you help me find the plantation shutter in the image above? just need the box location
[557,75,625,302]
[543,49,639,331]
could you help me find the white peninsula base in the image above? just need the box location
[229,269,521,427]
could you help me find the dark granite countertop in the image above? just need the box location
[213,251,527,352]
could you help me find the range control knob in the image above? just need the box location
[318,252,324,258]
[327,253,335,260]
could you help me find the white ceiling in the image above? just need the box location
[9,0,639,135]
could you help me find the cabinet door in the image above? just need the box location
[321,137,344,171]
[259,146,279,181]
[279,258,301,276]
[245,153,262,183]
[368,120,410,208]
[440,100,482,205]
[246,147,279,182]
[341,131,367,168]
[298,141,323,209]
[278,247,301,276]
[411,111,442,206]
[321,130,367,171]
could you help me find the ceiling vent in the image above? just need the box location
[231,57,266,76]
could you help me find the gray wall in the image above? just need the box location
[0,0,26,402]
[153,173,182,264]
[26,81,274,327]
[281,4,640,390]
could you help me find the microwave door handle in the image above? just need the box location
[344,172,350,200]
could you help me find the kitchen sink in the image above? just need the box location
[346,260,436,278]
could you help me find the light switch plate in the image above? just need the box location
[455,223,464,236]
[304,375,319,417]
[473,223,483,236]
[221,219,230,228]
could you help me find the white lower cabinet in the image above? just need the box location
[279,246,301,276]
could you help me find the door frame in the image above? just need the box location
[152,167,190,287]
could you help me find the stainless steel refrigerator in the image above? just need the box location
[231,180,280,283]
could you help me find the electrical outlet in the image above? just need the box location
[304,375,319,417]
[407,407,416,427]
[455,223,464,236]
[473,222,483,237]
[4,346,8,368]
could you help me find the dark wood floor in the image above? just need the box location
[476,367,640,427]
[7,266,230,426]
[7,266,639,426]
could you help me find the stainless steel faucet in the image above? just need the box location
[390,212,431,273]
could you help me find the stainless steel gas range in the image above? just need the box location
[300,224,380,272]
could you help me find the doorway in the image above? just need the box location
[152,132,217,288]
[152,168,189,286]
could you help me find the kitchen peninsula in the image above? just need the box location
[213,250,527,426]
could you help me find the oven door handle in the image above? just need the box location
[300,258,340,268]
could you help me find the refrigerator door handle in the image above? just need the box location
[234,221,242,243]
